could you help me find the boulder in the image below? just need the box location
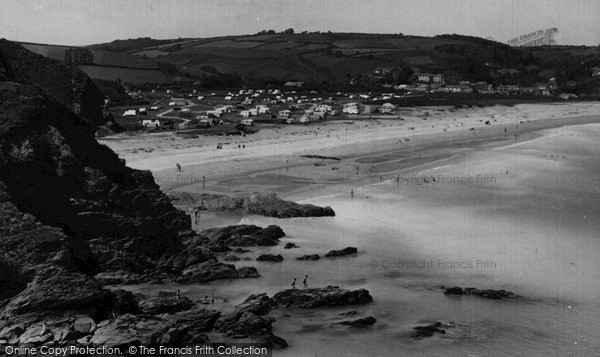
[324,247,358,257]
[443,287,519,299]
[138,296,194,315]
[200,225,285,247]
[272,286,373,309]
[256,254,283,262]
[412,322,447,338]
[296,254,320,261]
[284,243,299,249]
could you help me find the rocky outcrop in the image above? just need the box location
[284,242,299,249]
[296,254,321,261]
[272,286,373,309]
[176,261,259,283]
[256,254,283,262]
[443,287,519,300]
[169,191,335,218]
[199,225,285,247]
[324,247,358,257]
[214,294,287,349]
[138,296,194,315]
[411,321,451,338]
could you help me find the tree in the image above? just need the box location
[283,28,294,34]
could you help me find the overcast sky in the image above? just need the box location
[1,0,599,46]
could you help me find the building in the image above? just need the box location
[278,110,291,119]
[343,106,359,114]
[141,119,160,129]
[380,103,396,114]
[417,73,433,83]
[241,119,254,126]
[123,110,137,117]
[285,81,304,87]
[241,111,250,118]
[432,74,445,84]
[256,105,270,114]
[171,97,187,106]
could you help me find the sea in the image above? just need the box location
[135,123,600,357]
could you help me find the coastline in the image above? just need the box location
[100,102,600,202]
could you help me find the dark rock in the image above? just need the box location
[296,254,320,261]
[169,191,335,218]
[256,254,283,262]
[176,261,254,283]
[233,248,250,254]
[73,317,96,334]
[339,311,358,316]
[284,242,299,249]
[88,314,172,347]
[200,224,285,247]
[444,287,519,299]
[223,254,240,262]
[412,322,447,338]
[237,266,260,279]
[324,247,358,257]
[138,296,194,315]
[237,294,277,316]
[339,316,376,327]
[272,286,373,309]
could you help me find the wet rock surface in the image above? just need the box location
[324,247,358,257]
[443,287,519,299]
[272,286,373,309]
[169,191,335,218]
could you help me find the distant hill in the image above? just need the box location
[18,33,600,92]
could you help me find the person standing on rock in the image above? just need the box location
[176,289,181,301]
[303,275,308,289]
[350,189,354,198]
[194,208,200,224]
[291,277,297,289]
[211,292,215,304]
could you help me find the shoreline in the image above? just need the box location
[99,102,600,203]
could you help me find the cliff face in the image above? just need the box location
[0,39,119,130]
[0,44,191,322]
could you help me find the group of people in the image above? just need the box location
[291,275,309,289]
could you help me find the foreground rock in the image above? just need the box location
[324,247,358,257]
[138,296,194,315]
[273,286,373,309]
[296,254,320,261]
[177,261,259,283]
[412,322,448,338]
[256,254,284,262]
[443,287,519,299]
[199,225,285,247]
[169,191,335,218]
[214,294,287,348]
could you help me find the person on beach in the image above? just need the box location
[291,277,297,289]
[211,293,215,304]
[176,163,182,172]
[350,189,354,198]
[194,209,200,224]
[356,166,359,174]
[286,157,289,164]
[243,144,245,149]
[176,289,181,301]
[303,275,308,289]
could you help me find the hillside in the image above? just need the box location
[18,33,600,91]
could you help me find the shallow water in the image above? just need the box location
[127,124,600,356]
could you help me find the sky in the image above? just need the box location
[1,0,599,46]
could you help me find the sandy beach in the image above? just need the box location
[101,102,600,200]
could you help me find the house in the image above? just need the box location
[330,110,339,116]
[343,106,359,114]
[141,119,160,129]
[315,104,332,113]
[241,119,254,126]
[285,81,304,87]
[432,74,445,84]
[497,84,519,94]
[197,96,204,100]
[179,108,192,118]
[380,103,396,114]
[138,107,147,115]
[278,110,291,119]
[248,108,258,116]
[224,96,232,100]
[171,97,187,106]
[417,73,433,83]
[149,106,159,111]
[256,105,270,114]
[343,102,359,108]
[241,111,250,118]
[123,110,137,117]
